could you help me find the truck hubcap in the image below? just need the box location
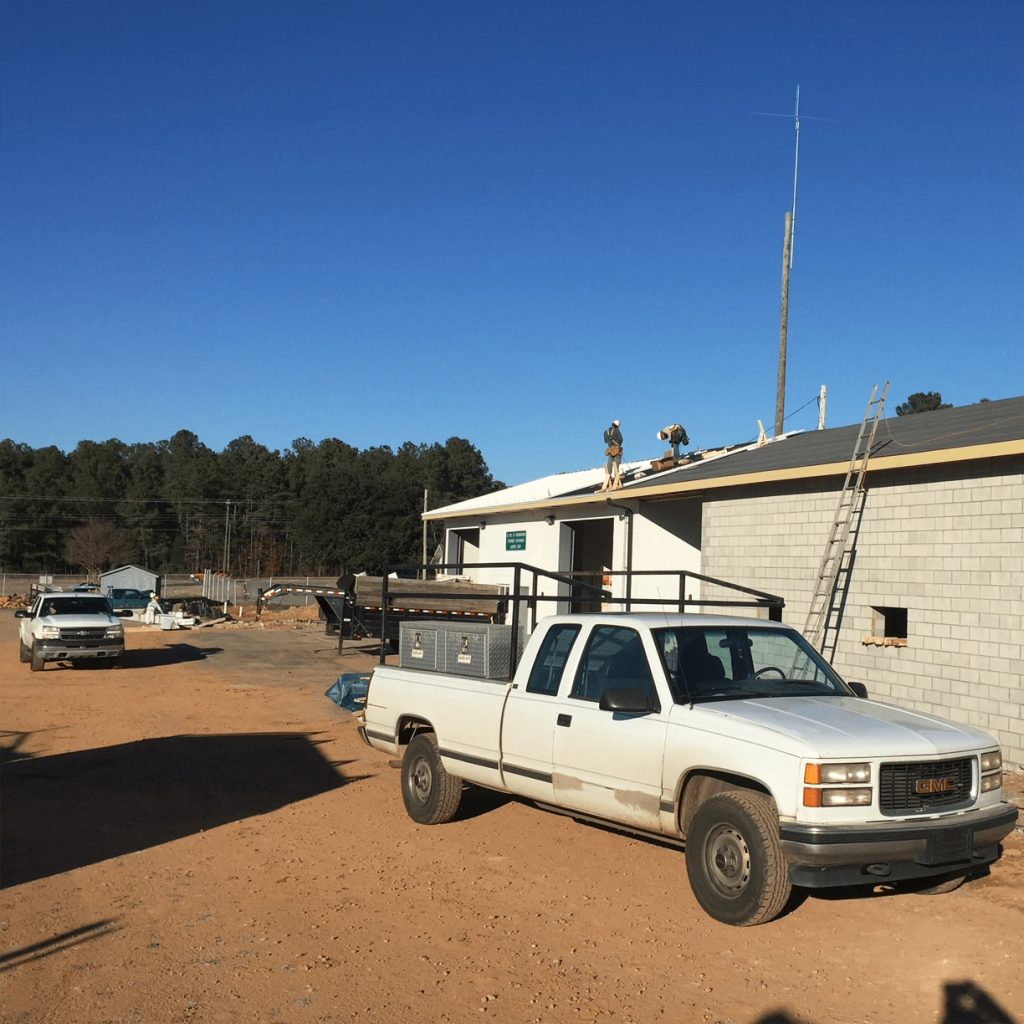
[411,757,433,803]
[706,824,751,897]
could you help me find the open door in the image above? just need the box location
[566,519,613,613]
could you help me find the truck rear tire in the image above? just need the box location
[685,790,791,926]
[30,642,45,673]
[401,732,463,825]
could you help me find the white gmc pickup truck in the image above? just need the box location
[360,613,1018,925]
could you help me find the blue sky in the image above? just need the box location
[2,0,1021,487]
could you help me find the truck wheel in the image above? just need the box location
[30,642,45,673]
[401,732,463,825]
[19,639,31,663]
[908,871,969,895]
[685,790,791,926]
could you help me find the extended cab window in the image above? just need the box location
[525,624,580,696]
[570,626,658,708]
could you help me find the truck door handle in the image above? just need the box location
[556,714,572,727]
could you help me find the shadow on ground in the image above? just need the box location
[35,644,224,670]
[0,919,120,973]
[754,978,1017,1024]
[1,732,362,887]
[121,644,223,668]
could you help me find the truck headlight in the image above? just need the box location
[804,762,871,784]
[105,626,124,639]
[804,787,873,808]
[980,773,1003,793]
[40,625,60,638]
[980,750,1002,773]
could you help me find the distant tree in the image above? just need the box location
[895,391,952,416]
[0,431,502,576]
[65,520,136,578]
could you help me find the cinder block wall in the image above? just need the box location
[701,457,1024,767]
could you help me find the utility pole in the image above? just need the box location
[818,384,827,429]
[421,489,429,579]
[774,86,801,437]
[222,500,231,574]
[775,210,793,436]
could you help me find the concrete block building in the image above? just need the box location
[425,396,1024,765]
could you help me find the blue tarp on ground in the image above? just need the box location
[325,673,371,712]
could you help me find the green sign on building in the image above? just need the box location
[505,530,527,552]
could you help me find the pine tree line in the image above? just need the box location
[0,430,500,577]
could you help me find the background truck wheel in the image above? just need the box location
[30,642,45,672]
[685,790,792,926]
[401,732,463,825]
[907,871,969,895]
[19,639,31,663]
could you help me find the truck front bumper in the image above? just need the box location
[34,639,125,662]
[779,802,1019,888]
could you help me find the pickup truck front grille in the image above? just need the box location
[879,758,973,814]
[58,627,107,642]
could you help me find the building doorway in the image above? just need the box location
[567,518,613,613]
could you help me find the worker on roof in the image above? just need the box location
[657,423,689,462]
[602,419,623,490]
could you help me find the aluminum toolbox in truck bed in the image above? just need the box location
[399,620,527,680]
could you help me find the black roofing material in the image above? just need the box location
[625,395,1024,490]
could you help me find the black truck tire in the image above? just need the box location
[685,790,792,926]
[908,871,969,895]
[19,639,31,663]
[401,732,463,825]
[30,642,45,673]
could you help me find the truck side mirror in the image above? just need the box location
[599,687,655,714]
[848,681,868,699]
[14,609,29,619]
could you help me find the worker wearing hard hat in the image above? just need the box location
[657,423,689,462]
[602,419,623,490]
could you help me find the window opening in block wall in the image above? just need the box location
[869,606,907,645]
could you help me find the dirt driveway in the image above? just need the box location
[2,611,1022,1024]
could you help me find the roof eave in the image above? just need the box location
[422,438,1024,521]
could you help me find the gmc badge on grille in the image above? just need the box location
[915,778,957,795]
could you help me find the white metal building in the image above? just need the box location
[426,396,1024,765]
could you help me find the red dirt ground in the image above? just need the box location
[2,612,1022,1024]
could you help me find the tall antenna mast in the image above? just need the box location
[774,85,800,435]
[789,84,801,268]
[757,87,835,436]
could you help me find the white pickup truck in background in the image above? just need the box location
[360,613,1018,926]
[16,591,130,671]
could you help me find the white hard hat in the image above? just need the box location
[612,419,620,427]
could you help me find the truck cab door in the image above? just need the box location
[500,623,582,803]
[20,599,39,645]
[551,625,669,832]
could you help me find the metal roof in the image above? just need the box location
[427,396,1024,520]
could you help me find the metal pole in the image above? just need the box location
[774,211,793,436]
[421,489,429,579]
[222,501,230,574]
[818,384,827,429]
[510,564,522,676]
[790,85,801,266]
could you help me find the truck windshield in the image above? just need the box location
[42,597,114,616]
[652,625,852,704]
